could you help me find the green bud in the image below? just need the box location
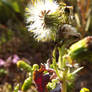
[47,82,56,90]
[22,77,32,91]
[47,79,59,90]
[68,36,92,62]
[17,60,32,72]
[32,64,39,71]
[14,84,19,92]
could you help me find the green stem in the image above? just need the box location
[62,81,67,92]
[58,47,62,69]
[61,67,68,92]
[52,47,62,80]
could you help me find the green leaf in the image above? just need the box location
[0,69,7,77]
[22,77,32,91]
[80,88,90,92]
[11,1,20,13]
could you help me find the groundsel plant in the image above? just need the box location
[25,0,73,42]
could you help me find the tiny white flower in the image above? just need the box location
[25,0,59,42]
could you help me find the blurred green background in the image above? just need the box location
[0,0,54,65]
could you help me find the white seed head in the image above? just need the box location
[25,0,59,42]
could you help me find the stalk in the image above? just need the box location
[62,81,67,92]
[61,57,68,92]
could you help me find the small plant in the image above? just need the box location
[17,37,92,92]
[16,36,92,92]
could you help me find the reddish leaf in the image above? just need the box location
[33,65,50,92]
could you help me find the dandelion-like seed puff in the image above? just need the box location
[25,0,71,42]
